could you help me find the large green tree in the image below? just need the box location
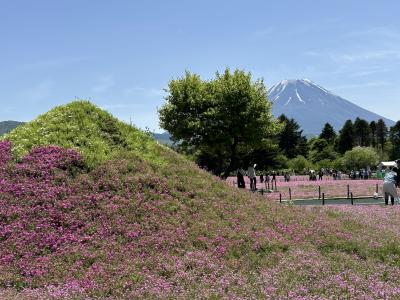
[336,120,354,154]
[159,69,281,177]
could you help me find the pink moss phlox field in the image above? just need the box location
[2,140,400,299]
[227,176,383,200]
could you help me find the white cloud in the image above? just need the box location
[333,50,400,62]
[344,27,400,39]
[19,57,87,71]
[100,103,137,110]
[91,76,115,93]
[122,86,165,97]
[348,66,391,77]
[251,28,274,38]
[332,81,392,90]
[303,51,321,57]
[21,80,54,103]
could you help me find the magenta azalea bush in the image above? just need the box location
[0,140,12,168]
[2,140,400,299]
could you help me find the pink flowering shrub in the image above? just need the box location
[2,140,400,299]
[14,145,84,178]
[0,140,12,168]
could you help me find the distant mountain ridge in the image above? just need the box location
[268,79,395,135]
[0,121,24,136]
[152,132,173,145]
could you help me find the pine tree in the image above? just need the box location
[336,120,354,154]
[370,121,377,148]
[277,114,308,159]
[353,117,371,147]
[376,119,388,150]
[319,123,337,144]
[389,121,400,160]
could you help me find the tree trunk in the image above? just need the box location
[222,139,237,179]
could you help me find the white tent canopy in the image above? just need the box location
[378,161,397,169]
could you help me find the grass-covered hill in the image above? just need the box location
[1,101,400,299]
[3,101,162,169]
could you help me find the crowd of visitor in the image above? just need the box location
[349,169,372,180]
[236,159,400,206]
[237,165,279,191]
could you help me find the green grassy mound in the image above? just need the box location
[1,101,400,299]
[3,101,162,168]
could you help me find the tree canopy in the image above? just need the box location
[159,69,281,177]
[308,137,337,163]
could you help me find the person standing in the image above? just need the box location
[396,160,400,187]
[383,167,398,205]
[271,170,276,183]
[265,173,270,184]
[248,164,257,191]
[237,167,246,189]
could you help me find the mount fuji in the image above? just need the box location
[268,79,395,136]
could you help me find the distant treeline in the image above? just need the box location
[258,115,399,173]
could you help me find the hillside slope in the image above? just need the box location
[269,79,395,135]
[1,101,400,299]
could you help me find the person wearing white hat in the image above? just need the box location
[383,167,399,205]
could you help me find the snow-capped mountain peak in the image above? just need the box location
[268,79,394,135]
[268,79,332,105]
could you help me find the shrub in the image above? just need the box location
[342,146,379,170]
[287,155,313,173]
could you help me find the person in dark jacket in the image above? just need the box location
[237,168,246,189]
[271,171,276,182]
[248,164,257,191]
[396,160,400,187]
[318,169,323,180]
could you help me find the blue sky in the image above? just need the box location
[1,0,399,132]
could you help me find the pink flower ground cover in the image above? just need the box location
[227,176,382,200]
[2,140,400,299]
[269,179,382,201]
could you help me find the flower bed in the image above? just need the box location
[2,139,400,299]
